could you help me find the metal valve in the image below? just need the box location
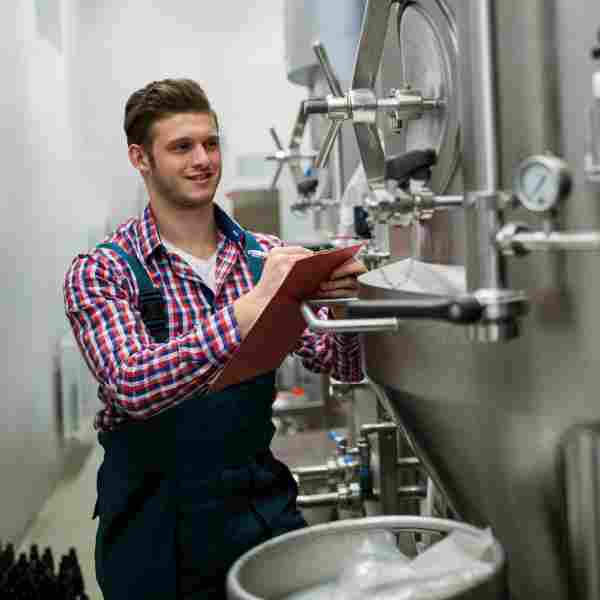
[303,0,443,190]
[265,103,317,193]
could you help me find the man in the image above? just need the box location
[64,78,365,599]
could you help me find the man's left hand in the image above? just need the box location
[315,258,367,319]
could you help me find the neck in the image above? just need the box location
[150,198,218,260]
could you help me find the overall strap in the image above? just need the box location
[97,243,169,343]
[243,232,265,285]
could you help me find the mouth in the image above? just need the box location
[186,172,213,183]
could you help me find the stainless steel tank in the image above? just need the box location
[357,1,600,599]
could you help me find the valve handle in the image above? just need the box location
[297,176,319,197]
[328,431,343,442]
[269,127,283,151]
[313,41,344,97]
[385,149,437,187]
[270,162,284,190]
[346,296,484,324]
[266,103,315,189]
[315,120,344,168]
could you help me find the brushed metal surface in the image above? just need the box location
[357,2,600,599]
[284,0,366,88]
[563,424,600,600]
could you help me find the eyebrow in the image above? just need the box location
[166,134,220,147]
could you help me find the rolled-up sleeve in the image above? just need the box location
[292,307,363,382]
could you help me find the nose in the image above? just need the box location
[190,143,210,167]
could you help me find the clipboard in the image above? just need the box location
[209,243,363,392]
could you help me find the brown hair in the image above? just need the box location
[124,78,218,148]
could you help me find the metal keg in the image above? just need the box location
[226,516,507,599]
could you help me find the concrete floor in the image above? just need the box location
[18,429,104,600]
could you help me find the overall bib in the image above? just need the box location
[94,236,306,599]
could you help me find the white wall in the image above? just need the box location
[72,0,312,238]
[0,0,102,544]
[1,0,311,544]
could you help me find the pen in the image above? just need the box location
[247,249,268,259]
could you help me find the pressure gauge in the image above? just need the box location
[514,154,572,213]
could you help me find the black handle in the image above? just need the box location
[592,28,600,60]
[304,98,329,115]
[346,296,483,324]
[385,149,437,186]
[297,176,319,197]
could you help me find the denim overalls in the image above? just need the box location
[93,234,306,599]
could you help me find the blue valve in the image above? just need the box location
[328,430,343,443]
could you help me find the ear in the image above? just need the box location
[128,144,152,175]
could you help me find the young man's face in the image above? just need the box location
[140,111,222,209]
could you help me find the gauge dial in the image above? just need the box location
[514,155,571,213]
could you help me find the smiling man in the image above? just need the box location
[63,78,365,599]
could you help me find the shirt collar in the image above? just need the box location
[137,203,246,262]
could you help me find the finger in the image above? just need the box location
[320,276,359,291]
[329,259,367,280]
[271,246,313,257]
[317,283,359,300]
[312,287,358,299]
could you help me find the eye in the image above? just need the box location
[174,141,192,152]
[205,139,220,152]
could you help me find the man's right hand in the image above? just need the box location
[233,246,312,339]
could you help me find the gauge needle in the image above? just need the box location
[532,175,546,196]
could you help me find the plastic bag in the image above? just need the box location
[335,530,412,600]
[336,528,496,600]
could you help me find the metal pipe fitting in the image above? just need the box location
[292,464,330,481]
[300,302,400,334]
[360,422,398,436]
[497,225,600,254]
[296,492,338,508]
[373,485,428,501]
[398,457,421,469]
[431,195,464,210]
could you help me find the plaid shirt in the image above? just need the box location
[64,204,363,431]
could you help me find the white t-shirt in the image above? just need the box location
[162,239,217,294]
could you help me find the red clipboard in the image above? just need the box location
[209,243,363,392]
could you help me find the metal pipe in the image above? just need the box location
[458,1,507,294]
[458,0,500,190]
[377,423,399,514]
[296,491,338,508]
[368,381,463,519]
[360,422,398,435]
[563,424,600,600]
[398,457,421,469]
[293,464,330,480]
[498,230,600,253]
[373,486,427,500]
[433,195,464,210]
[300,302,400,333]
